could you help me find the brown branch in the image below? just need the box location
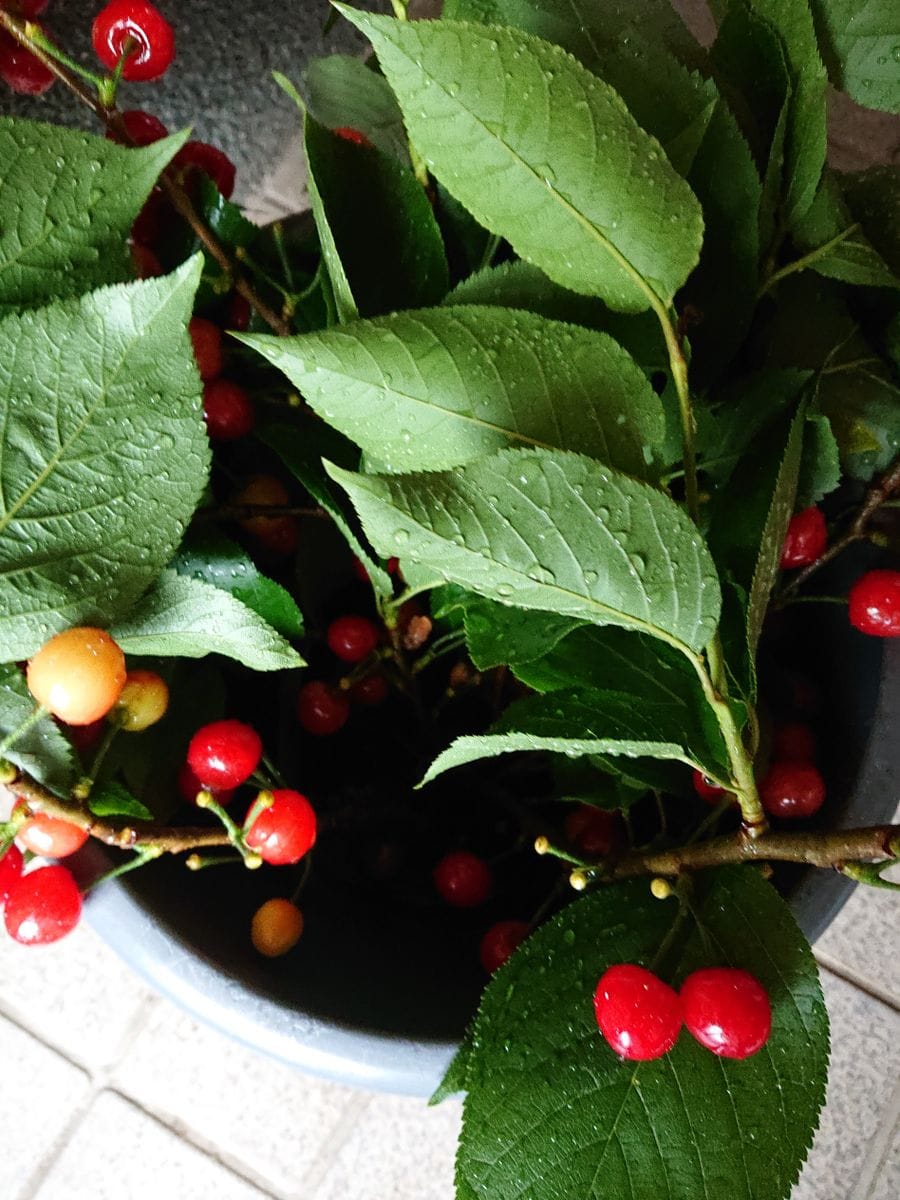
[778,455,900,603]
[606,824,900,879]
[4,776,231,857]
[0,13,290,337]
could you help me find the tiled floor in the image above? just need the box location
[0,874,896,1200]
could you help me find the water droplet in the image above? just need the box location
[392,528,410,546]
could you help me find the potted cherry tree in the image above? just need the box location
[1,0,899,1195]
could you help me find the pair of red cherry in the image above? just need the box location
[296,615,387,735]
[184,719,317,865]
[0,842,83,946]
[595,962,772,1061]
[188,317,255,442]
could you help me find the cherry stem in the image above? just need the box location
[83,844,163,893]
[0,12,290,337]
[777,453,900,605]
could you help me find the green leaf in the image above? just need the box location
[818,364,900,481]
[422,682,727,784]
[840,166,900,277]
[0,118,187,312]
[195,175,259,249]
[458,867,829,1200]
[255,415,393,601]
[709,406,806,694]
[88,780,153,823]
[790,171,900,287]
[170,531,304,640]
[749,0,828,227]
[432,588,584,671]
[303,54,410,162]
[810,0,900,114]
[0,665,75,794]
[0,259,210,662]
[336,10,704,313]
[243,307,665,479]
[304,114,448,320]
[446,260,610,329]
[110,571,304,672]
[429,1032,474,1105]
[327,447,721,654]
[797,413,842,506]
[442,0,702,69]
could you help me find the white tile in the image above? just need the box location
[815,871,900,1008]
[310,1094,462,1200]
[795,971,900,1200]
[34,1091,272,1200]
[0,1014,90,1200]
[0,918,153,1070]
[111,1000,362,1195]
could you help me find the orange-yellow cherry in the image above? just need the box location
[114,669,169,731]
[27,628,126,726]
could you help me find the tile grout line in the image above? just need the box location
[100,1090,280,1200]
[295,1092,374,1200]
[15,1085,101,1200]
[814,952,900,1014]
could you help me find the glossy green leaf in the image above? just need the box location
[255,416,392,601]
[442,0,702,68]
[0,259,209,662]
[304,114,448,320]
[88,780,153,823]
[303,53,410,161]
[336,9,704,313]
[446,260,610,329]
[709,407,806,694]
[0,665,75,795]
[841,166,900,277]
[423,682,727,784]
[0,118,187,312]
[429,1032,475,1105]
[327,448,721,654]
[458,867,828,1200]
[750,0,828,226]
[170,532,304,640]
[797,413,842,507]
[111,571,304,672]
[243,307,665,478]
[818,364,900,481]
[432,587,584,671]
[791,171,900,287]
[810,0,900,114]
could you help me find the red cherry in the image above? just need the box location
[349,672,388,707]
[188,317,223,382]
[386,557,400,575]
[296,681,350,736]
[131,188,168,246]
[780,506,827,569]
[203,380,255,441]
[692,769,730,805]
[244,789,317,866]
[186,719,262,790]
[480,919,529,973]
[849,569,900,638]
[177,761,235,807]
[234,476,299,557]
[92,0,175,82]
[334,126,372,148]
[107,109,169,146]
[227,293,252,331]
[433,851,492,908]
[563,805,620,858]
[0,29,55,94]
[593,964,682,1060]
[131,242,162,278]
[4,865,82,945]
[760,761,826,819]
[174,141,236,199]
[681,967,772,1059]
[772,722,815,763]
[14,804,89,860]
[326,615,380,664]
[0,843,24,905]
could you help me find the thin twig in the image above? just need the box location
[777,455,900,604]
[0,13,290,337]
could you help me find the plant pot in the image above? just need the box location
[81,565,900,1097]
